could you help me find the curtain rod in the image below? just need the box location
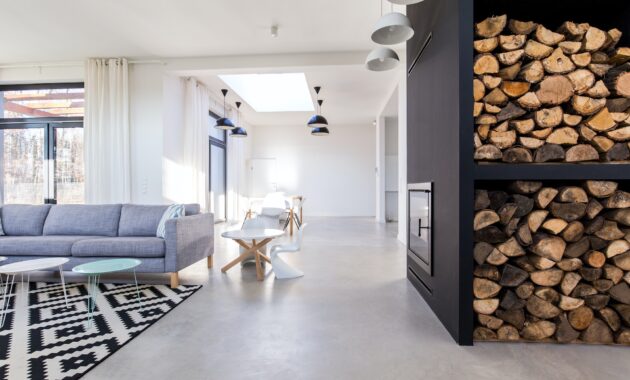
[0,60,165,69]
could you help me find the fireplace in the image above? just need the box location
[408,182,433,277]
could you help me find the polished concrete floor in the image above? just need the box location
[81,218,629,380]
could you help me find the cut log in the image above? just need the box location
[498,203,518,225]
[474,189,491,211]
[510,181,542,195]
[499,34,527,51]
[561,221,584,242]
[474,242,496,264]
[516,222,533,246]
[603,264,624,284]
[581,267,603,282]
[474,209,500,231]
[473,327,497,340]
[617,330,630,344]
[561,272,582,296]
[496,102,526,122]
[559,295,585,311]
[535,106,563,128]
[478,314,504,330]
[473,278,502,299]
[512,194,534,217]
[584,250,606,268]
[517,92,541,110]
[502,147,533,163]
[497,49,524,66]
[592,136,615,152]
[603,238,629,259]
[608,47,630,65]
[475,226,508,244]
[603,28,623,50]
[501,289,526,310]
[603,190,630,208]
[488,191,509,210]
[509,19,537,35]
[474,263,500,281]
[567,69,596,94]
[473,102,484,117]
[516,282,535,299]
[522,321,556,340]
[531,268,564,286]
[614,304,630,325]
[584,294,610,310]
[557,21,589,41]
[558,41,582,54]
[556,314,581,343]
[535,75,574,106]
[610,112,629,122]
[586,80,611,98]
[525,40,554,59]
[474,37,499,53]
[541,218,568,235]
[583,26,608,52]
[474,144,503,160]
[599,308,622,332]
[530,127,553,139]
[557,258,583,271]
[607,210,630,227]
[497,236,525,257]
[604,63,630,98]
[474,54,500,75]
[476,114,497,125]
[557,187,589,203]
[609,282,630,304]
[475,15,507,38]
[527,210,549,233]
[594,220,625,240]
[565,144,600,162]
[569,306,594,330]
[534,144,565,162]
[473,298,500,315]
[550,201,587,222]
[534,188,558,209]
[489,130,516,149]
[473,78,485,101]
[501,81,530,98]
[519,60,545,83]
[542,48,575,74]
[497,325,520,341]
[594,279,614,292]
[484,88,509,106]
[578,125,595,142]
[585,181,618,198]
[535,25,565,46]
[498,62,522,80]
[588,235,607,250]
[585,198,603,219]
[531,234,565,262]
[589,63,613,77]
[529,255,556,270]
[585,107,617,132]
[500,264,529,287]
[527,295,561,319]
[605,143,630,161]
[606,97,630,112]
[546,127,579,145]
[565,237,590,258]
[571,95,606,116]
[519,137,544,149]
[591,51,609,64]
[581,319,614,343]
[571,52,592,67]
[511,119,535,134]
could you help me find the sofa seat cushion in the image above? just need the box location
[71,237,165,258]
[0,236,96,256]
[1,205,52,236]
[43,204,122,237]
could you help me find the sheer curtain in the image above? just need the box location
[182,78,211,211]
[84,58,131,203]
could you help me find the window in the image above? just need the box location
[0,83,84,204]
[209,111,227,222]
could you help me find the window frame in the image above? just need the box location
[0,83,84,204]
[208,110,227,223]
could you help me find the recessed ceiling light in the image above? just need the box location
[219,73,315,113]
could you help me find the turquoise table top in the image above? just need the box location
[72,258,142,275]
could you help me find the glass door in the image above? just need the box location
[209,111,227,222]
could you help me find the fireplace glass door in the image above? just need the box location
[408,182,432,276]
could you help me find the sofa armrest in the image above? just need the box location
[164,212,214,272]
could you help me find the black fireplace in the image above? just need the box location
[407,182,433,277]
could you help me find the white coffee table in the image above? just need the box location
[221,229,285,281]
[0,257,69,327]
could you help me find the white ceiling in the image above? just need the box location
[198,66,399,127]
[0,0,405,62]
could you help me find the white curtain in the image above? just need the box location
[84,58,131,204]
[182,78,211,211]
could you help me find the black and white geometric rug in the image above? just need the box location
[0,281,201,380]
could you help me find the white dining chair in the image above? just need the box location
[269,223,307,279]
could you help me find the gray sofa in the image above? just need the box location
[0,204,214,288]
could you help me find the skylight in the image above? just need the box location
[218,73,314,113]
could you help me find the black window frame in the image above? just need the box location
[209,110,227,223]
[0,82,84,204]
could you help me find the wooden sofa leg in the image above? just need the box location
[207,255,213,268]
[170,272,180,289]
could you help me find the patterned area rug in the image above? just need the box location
[0,281,201,380]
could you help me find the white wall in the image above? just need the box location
[251,124,375,217]
[385,116,398,222]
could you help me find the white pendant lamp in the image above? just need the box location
[371,12,415,45]
[366,47,400,71]
[389,0,425,4]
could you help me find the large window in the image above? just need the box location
[0,83,84,204]
[209,111,227,222]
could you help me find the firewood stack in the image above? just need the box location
[474,180,630,344]
[473,15,630,163]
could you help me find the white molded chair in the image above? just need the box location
[269,224,307,279]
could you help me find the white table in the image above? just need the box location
[0,257,69,327]
[221,229,285,281]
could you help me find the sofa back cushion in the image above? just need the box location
[1,205,52,236]
[43,204,122,237]
[118,204,169,237]
[184,204,200,216]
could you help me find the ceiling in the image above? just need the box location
[198,65,399,127]
[0,0,405,62]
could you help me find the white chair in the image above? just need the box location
[269,224,307,279]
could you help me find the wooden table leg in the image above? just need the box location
[222,238,273,281]
[289,208,294,236]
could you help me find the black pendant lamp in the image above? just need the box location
[230,101,248,138]
[215,89,236,130]
[307,86,328,127]
[311,99,330,136]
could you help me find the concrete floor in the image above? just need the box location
[83,218,630,380]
